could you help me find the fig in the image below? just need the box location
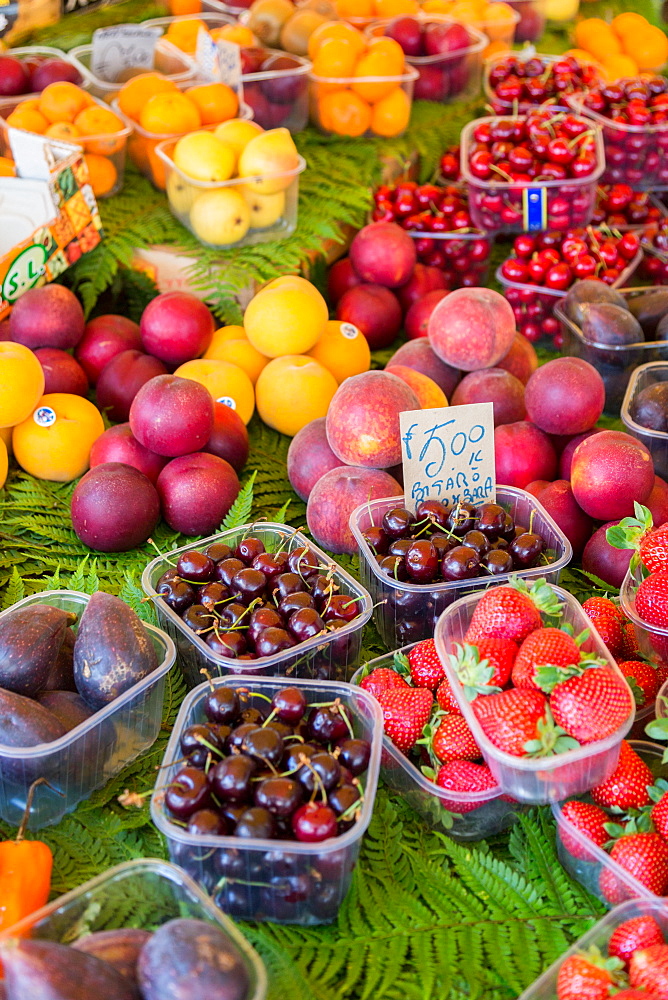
[627,288,668,337]
[578,303,643,346]
[36,690,94,732]
[561,279,628,326]
[0,604,76,697]
[656,312,668,341]
[0,687,66,748]
[137,918,250,1000]
[0,938,137,1000]
[73,929,151,997]
[43,628,77,691]
[73,593,158,710]
[630,382,668,432]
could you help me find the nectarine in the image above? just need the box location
[306,465,402,554]
[157,452,240,535]
[287,417,346,502]
[71,462,160,551]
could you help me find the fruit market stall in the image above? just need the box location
[3,0,668,997]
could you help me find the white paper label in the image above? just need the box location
[217,396,236,409]
[33,405,56,427]
[399,403,496,512]
[216,38,243,94]
[91,25,161,82]
[195,26,220,82]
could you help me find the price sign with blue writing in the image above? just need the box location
[399,403,495,513]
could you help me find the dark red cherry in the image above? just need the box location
[235,536,265,563]
[441,545,480,581]
[415,499,449,528]
[235,806,275,839]
[462,530,490,556]
[292,801,337,842]
[254,776,303,817]
[405,540,439,583]
[176,550,215,583]
[215,558,245,587]
[476,503,508,540]
[337,738,371,775]
[206,630,246,658]
[289,607,326,642]
[382,507,414,539]
[361,525,389,554]
[308,704,351,744]
[158,579,197,614]
[274,572,306,598]
[446,502,477,535]
[204,686,240,724]
[231,567,267,604]
[198,581,229,610]
[483,549,514,575]
[248,606,283,643]
[165,766,212,819]
[252,551,288,579]
[278,591,315,617]
[187,809,227,836]
[255,627,296,657]
[288,546,320,578]
[209,754,256,802]
[182,604,214,633]
[322,594,359,622]
[272,686,307,724]
[509,531,545,568]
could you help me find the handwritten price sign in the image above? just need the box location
[91,25,161,82]
[399,403,495,513]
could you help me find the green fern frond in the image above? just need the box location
[220,471,256,530]
[1,567,25,610]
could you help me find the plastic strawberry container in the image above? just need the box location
[68,39,197,101]
[0,858,267,999]
[621,362,668,482]
[433,582,635,804]
[366,18,487,104]
[553,740,665,907]
[517,897,668,999]
[621,562,668,672]
[0,590,176,829]
[349,486,572,650]
[141,524,372,687]
[150,674,383,925]
[350,645,524,840]
[557,286,667,415]
[308,66,418,138]
[461,112,605,235]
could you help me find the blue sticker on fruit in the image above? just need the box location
[522,187,547,231]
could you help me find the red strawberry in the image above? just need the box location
[556,951,623,1000]
[621,620,641,661]
[591,614,626,660]
[435,760,497,813]
[408,639,444,691]
[472,688,576,757]
[559,800,609,861]
[591,741,653,811]
[657,663,668,689]
[650,785,668,840]
[377,687,433,753]
[640,522,668,574]
[630,943,668,997]
[618,659,659,707]
[549,667,633,744]
[465,579,562,645]
[430,714,480,765]
[448,638,517,699]
[512,627,582,690]
[582,596,624,623]
[635,570,668,629]
[360,667,409,700]
[436,675,461,714]
[604,832,668,900]
[613,990,663,999]
[609,914,665,967]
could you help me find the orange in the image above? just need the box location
[307,20,366,59]
[117,73,178,122]
[211,24,256,45]
[0,155,15,176]
[13,393,104,482]
[255,355,338,437]
[319,88,371,135]
[602,53,638,79]
[45,121,82,140]
[84,153,118,197]
[6,108,48,133]
[169,0,201,13]
[366,36,405,71]
[139,91,201,134]
[13,98,39,112]
[611,12,649,37]
[312,37,359,82]
[74,105,125,154]
[482,38,511,58]
[624,26,668,70]
[164,18,207,54]
[335,0,373,15]
[185,82,239,124]
[581,26,622,62]
[375,0,419,13]
[352,51,401,103]
[307,319,370,382]
[38,82,91,124]
[370,84,410,136]
[0,343,45,427]
[575,17,611,48]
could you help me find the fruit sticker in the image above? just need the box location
[33,406,56,428]
[1,245,47,303]
[217,396,236,410]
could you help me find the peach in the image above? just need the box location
[89,424,167,483]
[12,393,105,482]
[157,452,240,535]
[34,348,88,397]
[387,339,461,397]
[349,221,417,288]
[524,358,605,436]
[582,520,633,589]
[496,333,538,385]
[174,358,255,425]
[451,368,525,426]
[405,289,449,340]
[287,417,347,502]
[326,370,420,469]
[96,350,168,423]
[140,292,215,366]
[0,342,45,427]
[203,401,249,472]
[525,479,593,557]
[307,320,370,383]
[335,284,402,350]
[9,284,85,350]
[385,364,448,409]
[130,374,214,458]
[71,462,161,551]
[571,430,654,521]
[558,430,602,480]
[307,465,402,554]
[428,287,516,371]
[494,421,557,489]
[255,355,338,437]
[75,315,142,384]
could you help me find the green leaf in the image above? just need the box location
[1,567,25,610]
[646,716,668,742]
[272,499,292,524]
[220,471,256,530]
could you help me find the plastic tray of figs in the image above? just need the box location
[141,524,373,687]
[621,361,668,482]
[0,857,267,1000]
[151,675,383,925]
[552,741,666,908]
[350,644,525,840]
[349,486,572,650]
[0,591,175,829]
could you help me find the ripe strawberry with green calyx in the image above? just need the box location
[582,596,624,623]
[465,577,563,645]
[472,687,579,758]
[511,625,585,691]
[407,639,444,691]
[433,760,497,813]
[359,659,410,700]
[556,948,625,1000]
[629,942,668,996]
[590,613,626,661]
[559,800,609,861]
[419,711,480,765]
[601,831,668,902]
[447,637,518,700]
[606,502,668,573]
[377,686,433,753]
[647,778,668,840]
[436,674,461,714]
[608,914,665,967]
[548,666,633,744]
[635,571,668,630]
[617,659,659,707]
[591,740,653,812]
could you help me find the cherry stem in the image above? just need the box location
[147,537,177,566]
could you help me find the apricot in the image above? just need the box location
[244,279,328,357]
[0,342,45,427]
[255,355,338,437]
[202,337,268,384]
[12,393,105,482]
[307,320,370,383]
[174,359,255,425]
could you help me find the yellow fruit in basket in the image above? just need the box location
[174,131,235,182]
[375,0,420,15]
[117,73,178,122]
[205,337,268,384]
[583,27,622,63]
[13,393,104,482]
[602,53,639,79]
[248,0,295,47]
[165,17,207,53]
[281,9,328,56]
[312,36,359,81]
[543,0,578,20]
[38,82,91,124]
[335,0,373,14]
[189,188,251,246]
[167,171,198,214]
[478,2,517,39]
[6,107,48,133]
[255,355,338,437]
[0,343,44,428]
[307,320,370,383]
[211,24,257,45]
[611,12,649,37]
[140,91,201,134]
[213,118,264,165]
[238,128,300,195]
[574,17,611,48]
[244,278,328,358]
[240,186,286,228]
[174,358,255,423]
[624,26,668,71]
[185,82,239,125]
[45,121,82,141]
[307,21,366,59]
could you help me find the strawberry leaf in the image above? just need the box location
[511,577,564,619]
[449,642,501,701]
[626,676,646,708]
[393,652,411,676]
[533,661,587,694]
[523,706,580,757]
[645,715,668,742]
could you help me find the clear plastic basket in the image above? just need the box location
[141,524,372,687]
[621,361,668,482]
[483,50,603,115]
[349,486,572,649]
[408,228,492,288]
[68,38,197,101]
[434,582,635,804]
[308,65,418,138]
[151,675,383,924]
[0,591,175,829]
[0,858,267,1000]
[621,561,668,671]
[351,645,524,840]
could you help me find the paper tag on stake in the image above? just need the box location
[216,38,243,97]
[91,24,161,82]
[195,26,221,82]
[399,403,495,513]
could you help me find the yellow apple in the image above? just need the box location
[189,188,251,246]
[213,118,264,168]
[240,185,286,228]
[167,172,197,215]
[237,127,301,195]
[173,131,235,183]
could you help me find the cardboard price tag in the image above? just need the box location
[195,29,243,95]
[91,24,161,82]
[399,403,495,512]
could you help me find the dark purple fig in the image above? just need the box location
[43,627,77,691]
[137,918,250,1000]
[578,302,643,347]
[0,604,76,697]
[36,690,94,732]
[73,593,158,710]
[0,688,65,748]
[628,288,668,336]
[0,938,137,1000]
[561,279,628,325]
[72,929,151,997]
[630,382,668,432]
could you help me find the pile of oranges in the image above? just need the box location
[161,16,256,55]
[115,72,241,189]
[334,0,420,21]
[4,82,127,197]
[421,0,519,58]
[572,12,668,78]
[309,22,411,137]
